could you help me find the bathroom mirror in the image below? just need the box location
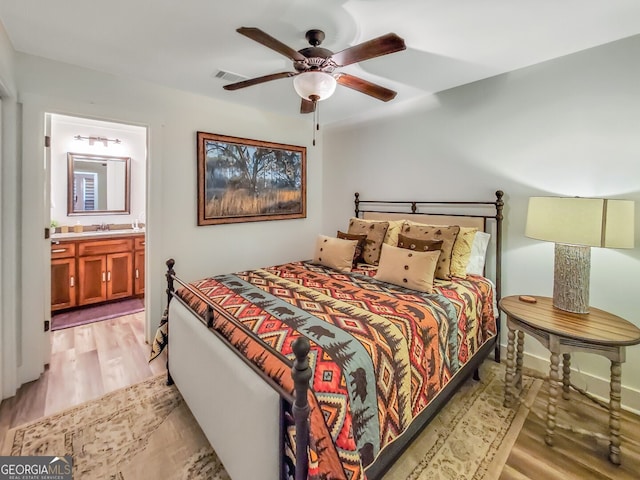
[67,152,131,215]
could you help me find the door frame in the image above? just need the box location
[40,112,148,375]
[0,88,19,399]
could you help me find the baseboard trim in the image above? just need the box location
[498,345,640,416]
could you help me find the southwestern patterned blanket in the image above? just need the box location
[158,261,496,480]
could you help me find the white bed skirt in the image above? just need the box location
[168,300,281,480]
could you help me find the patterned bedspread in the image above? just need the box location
[173,261,496,480]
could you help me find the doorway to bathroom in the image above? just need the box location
[47,113,148,335]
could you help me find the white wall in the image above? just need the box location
[13,53,323,394]
[0,19,19,398]
[324,35,640,410]
[50,114,147,227]
[45,114,146,371]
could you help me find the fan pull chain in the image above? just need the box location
[311,97,319,146]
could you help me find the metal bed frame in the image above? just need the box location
[163,190,504,480]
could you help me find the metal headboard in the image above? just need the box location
[353,190,504,361]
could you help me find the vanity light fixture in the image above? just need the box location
[74,135,122,147]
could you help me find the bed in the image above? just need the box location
[159,191,504,480]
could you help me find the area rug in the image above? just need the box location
[385,361,542,479]
[51,297,145,330]
[2,361,541,480]
[1,374,229,480]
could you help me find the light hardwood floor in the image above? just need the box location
[501,377,640,479]
[1,315,639,478]
[0,311,167,453]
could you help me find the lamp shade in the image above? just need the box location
[293,71,337,101]
[525,196,635,249]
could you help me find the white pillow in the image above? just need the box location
[374,244,440,293]
[466,231,491,275]
[312,235,358,272]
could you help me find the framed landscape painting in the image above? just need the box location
[197,132,306,225]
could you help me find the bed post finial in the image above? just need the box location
[292,336,311,480]
[354,192,360,217]
[495,190,504,211]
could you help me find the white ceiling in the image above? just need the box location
[1,0,640,126]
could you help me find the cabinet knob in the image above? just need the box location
[52,248,67,254]
[102,272,106,282]
[70,276,75,287]
[135,268,139,279]
[107,271,111,282]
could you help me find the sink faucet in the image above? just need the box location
[97,222,110,231]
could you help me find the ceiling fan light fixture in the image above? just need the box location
[293,71,337,101]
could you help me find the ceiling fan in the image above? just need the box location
[223,27,407,114]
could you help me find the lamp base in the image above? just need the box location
[553,243,591,314]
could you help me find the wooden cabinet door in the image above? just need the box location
[134,250,145,296]
[107,252,133,300]
[51,258,77,311]
[78,255,107,305]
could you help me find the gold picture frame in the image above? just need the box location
[197,132,306,225]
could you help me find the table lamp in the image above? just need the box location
[525,196,635,314]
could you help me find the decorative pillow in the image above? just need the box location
[347,218,389,265]
[397,233,443,253]
[466,231,491,276]
[312,235,358,273]
[383,220,405,247]
[337,230,367,266]
[451,227,478,278]
[374,244,440,293]
[401,221,460,279]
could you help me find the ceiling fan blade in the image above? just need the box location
[223,72,296,91]
[331,33,406,67]
[237,27,307,62]
[336,74,397,102]
[300,99,315,114]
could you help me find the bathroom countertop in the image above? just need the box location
[51,228,145,241]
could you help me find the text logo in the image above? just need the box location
[0,456,72,480]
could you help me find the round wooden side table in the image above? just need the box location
[499,295,640,465]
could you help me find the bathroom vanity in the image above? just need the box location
[51,230,145,311]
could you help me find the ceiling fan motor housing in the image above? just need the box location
[305,29,325,46]
[295,52,336,72]
[294,30,336,72]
